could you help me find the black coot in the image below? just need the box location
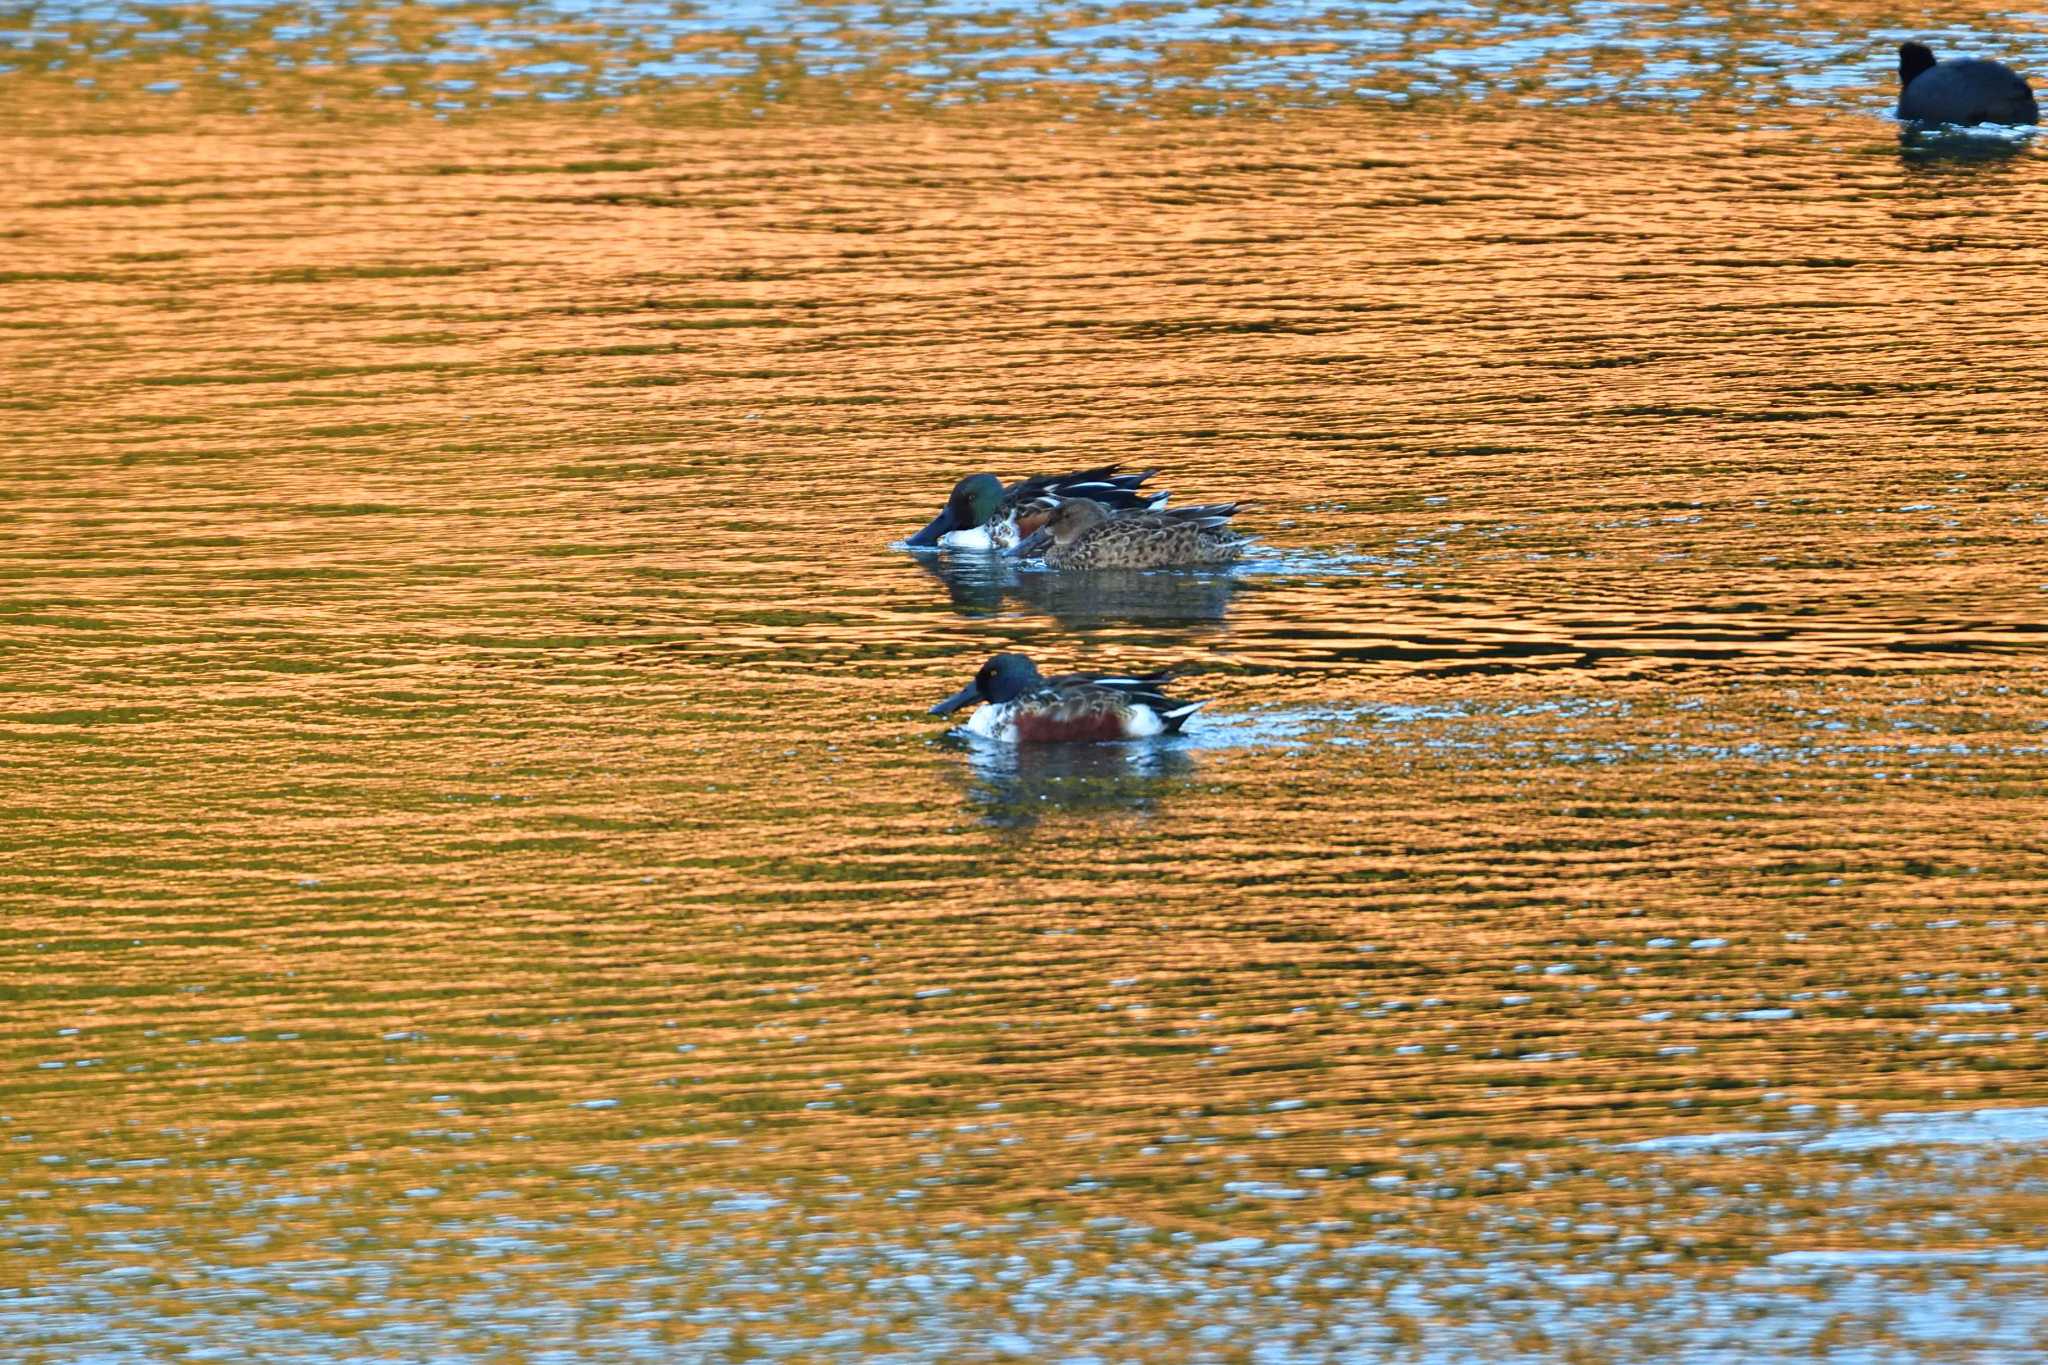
[1897,41,2039,126]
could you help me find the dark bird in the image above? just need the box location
[1897,41,2038,126]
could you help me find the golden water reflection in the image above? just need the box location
[4,50,2048,1363]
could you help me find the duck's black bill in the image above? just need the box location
[929,684,979,716]
[905,507,956,548]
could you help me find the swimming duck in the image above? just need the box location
[929,653,1204,742]
[1031,497,1248,570]
[904,466,1166,551]
[1897,41,2038,126]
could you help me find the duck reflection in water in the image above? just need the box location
[1896,127,2032,164]
[905,552,1243,628]
[947,736,1198,826]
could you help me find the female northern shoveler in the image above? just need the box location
[1031,496,1248,570]
[929,653,1203,742]
[903,466,1165,551]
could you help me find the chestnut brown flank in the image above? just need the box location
[1014,708,1128,742]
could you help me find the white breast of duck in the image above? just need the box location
[937,517,1010,551]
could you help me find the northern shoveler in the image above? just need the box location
[903,466,1165,552]
[929,653,1203,742]
[1027,496,1248,569]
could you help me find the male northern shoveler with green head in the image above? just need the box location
[929,653,1204,742]
[903,466,1166,552]
[1025,496,1249,569]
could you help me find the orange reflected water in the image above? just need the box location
[4,79,2048,1360]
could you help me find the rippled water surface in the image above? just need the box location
[6,1,2048,1360]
